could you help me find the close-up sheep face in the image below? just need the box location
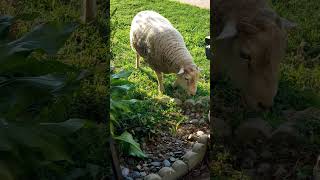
[215,8,296,111]
[174,65,200,96]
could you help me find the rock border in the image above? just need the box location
[143,134,209,180]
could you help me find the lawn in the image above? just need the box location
[110,0,210,132]
[210,0,320,179]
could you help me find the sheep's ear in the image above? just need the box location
[216,20,238,40]
[279,17,297,30]
[177,68,184,74]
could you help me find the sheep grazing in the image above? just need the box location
[212,0,296,111]
[130,10,200,96]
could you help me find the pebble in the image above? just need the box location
[174,151,183,155]
[169,157,176,162]
[189,119,199,124]
[163,159,171,167]
[130,171,141,178]
[150,162,161,167]
[197,131,204,136]
[122,167,129,177]
[140,172,147,177]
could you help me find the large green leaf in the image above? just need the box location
[114,131,147,158]
[40,119,86,136]
[111,70,132,79]
[0,22,77,62]
[0,119,85,162]
[0,16,14,41]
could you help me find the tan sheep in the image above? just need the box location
[130,10,200,96]
[212,0,296,111]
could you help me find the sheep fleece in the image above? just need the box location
[130,11,194,73]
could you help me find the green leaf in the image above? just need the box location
[0,16,14,41]
[111,70,132,79]
[111,84,133,91]
[114,131,147,158]
[40,119,85,136]
[0,22,77,61]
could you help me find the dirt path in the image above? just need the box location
[176,0,210,9]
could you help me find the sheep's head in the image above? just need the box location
[175,65,200,96]
[215,8,296,111]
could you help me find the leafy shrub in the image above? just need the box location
[0,15,89,179]
[110,69,146,158]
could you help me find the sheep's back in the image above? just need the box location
[130,11,190,73]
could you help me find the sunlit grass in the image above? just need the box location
[110,0,209,132]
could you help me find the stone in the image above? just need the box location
[140,172,147,177]
[235,118,272,142]
[163,159,171,167]
[192,143,206,155]
[271,123,301,145]
[131,171,141,178]
[182,151,201,170]
[189,119,199,124]
[158,167,176,180]
[184,99,195,107]
[198,135,209,144]
[195,100,203,109]
[174,151,183,155]
[188,134,196,141]
[169,157,176,162]
[172,160,188,177]
[196,131,204,136]
[212,117,232,137]
[122,167,129,177]
[199,118,206,124]
[290,107,320,122]
[151,162,161,167]
[143,173,162,180]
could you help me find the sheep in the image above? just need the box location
[212,0,296,111]
[130,10,200,96]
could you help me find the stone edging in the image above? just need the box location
[143,134,209,180]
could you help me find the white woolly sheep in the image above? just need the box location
[130,10,200,96]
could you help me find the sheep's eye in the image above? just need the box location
[240,50,251,61]
[185,77,189,81]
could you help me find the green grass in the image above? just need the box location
[110,0,210,134]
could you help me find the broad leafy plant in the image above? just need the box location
[0,15,88,179]
[110,69,146,158]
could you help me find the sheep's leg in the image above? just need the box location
[135,53,140,69]
[155,71,164,94]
